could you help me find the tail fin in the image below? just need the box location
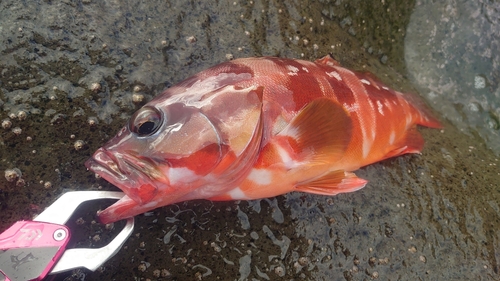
[405,92,442,129]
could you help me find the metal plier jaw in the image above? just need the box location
[0,191,134,281]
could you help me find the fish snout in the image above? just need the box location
[85,148,160,205]
[85,147,121,176]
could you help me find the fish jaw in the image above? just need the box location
[87,148,206,223]
[85,147,165,205]
[97,194,159,224]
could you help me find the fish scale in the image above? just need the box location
[86,56,441,224]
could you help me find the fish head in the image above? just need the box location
[85,75,263,223]
[86,102,224,204]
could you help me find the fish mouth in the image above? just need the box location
[85,148,162,205]
[96,194,158,224]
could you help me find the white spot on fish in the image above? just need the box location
[361,79,371,85]
[389,131,395,145]
[301,67,309,73]
[405,115,413,126]
[287,65,299,76]
[168,167,197,185]
[382,86,389,90]
[247,169,272,185]
[326,71,342,81]
[228,187,247,199]
[343,102,360,113]
[376,100,384,115]
[367,100,377,143]
[368,97,376,112]
[272,116,288,135]
[276,145,296,169]
[144,200,159,208]
[362,137,373,159]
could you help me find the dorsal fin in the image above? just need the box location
[315,55,341,67]
[277,98,352,166]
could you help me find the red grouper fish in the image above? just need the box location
[85,56,441,224]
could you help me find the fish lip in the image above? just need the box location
[85,148,158,204]
[85,149,121,180]
[96,194,135,224]
[97,194,161,224]
[85,148,128,183]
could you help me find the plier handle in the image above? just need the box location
[0,191,134,281]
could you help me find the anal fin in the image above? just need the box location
[295,170,368,196]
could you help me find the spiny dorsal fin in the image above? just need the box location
[315,55,341,67]
[278,97,352,165]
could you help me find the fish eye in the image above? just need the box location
[129,106,163,136]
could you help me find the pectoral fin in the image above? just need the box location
[277,98,353,165]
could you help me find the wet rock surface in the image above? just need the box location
[0,0,499,280]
